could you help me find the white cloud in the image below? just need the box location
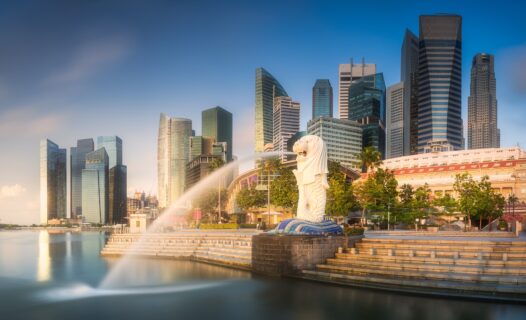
[0,107,65,138]
[45,36,132,85]
[0,184,27,199]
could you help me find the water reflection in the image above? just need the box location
[37,231,50,281]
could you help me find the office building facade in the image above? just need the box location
[312,79,333,119]
[70,138,94,218]
[348,73,386,157]
[39,139,67,224]
[401,29,420,155]
[468,53,499,149]
[418,14,463,153]
[202,106,233,162]
[255,67,288,152]
[386,82,405,159]
[338,61,376,119]
[273,96,300,161]
[82,148,109,224]
[307,117,363,169]
[158,114,192,208]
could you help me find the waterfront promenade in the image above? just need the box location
[101,229,526,301]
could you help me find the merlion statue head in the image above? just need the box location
[293,135,328,186]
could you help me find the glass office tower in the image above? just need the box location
[82,148,109,224]
[70,138,94,218]
[158,114,192,209]
[97,136,122,168]
[109,165,127,224]
[401,29,419,155]
[418,14,463,153]
[202,106,233,162]
[312,79,333,119]
[255,67,288,153]
[39,139,67,224]
[348,73,386,158]
[468,53,499,149]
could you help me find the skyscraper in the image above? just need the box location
[468,53,499,149]
[273,96,300,161]
[338,61,376,119]
[202,106,233,162]
[97,136,122,168]
[348,73,386,158]
[109,165,127,224]
[70,138,94,218]
[307,117,363,169]
[312,79,333,119]
[418,14,463,153]
[40,139,67,224]
[386,82,405,159]
[158,114,192,209]
[255,67,288,153]
[97,136,126,224]
[82,148,109,224]
[401,29,419,155]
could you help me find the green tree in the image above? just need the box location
[270,166,298,211]
[326,161,358,217]
[354,168,398,227]
[236,186,266,211]
[399,184,414,206]
[356,146,383,173]
[453,172,479,228]
[433,193,458,225]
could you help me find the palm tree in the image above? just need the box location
[356,146,382,173]
[508,193,519,215]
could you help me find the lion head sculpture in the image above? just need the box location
[292,135,329,188]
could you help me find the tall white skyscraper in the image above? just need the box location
[273,96,300,161]
[386,82,405,159]
[157,114,192,209]
[338,61,376,119]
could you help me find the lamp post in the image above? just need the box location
[387,203,391,231]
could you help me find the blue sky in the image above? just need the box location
[1,0,525,224]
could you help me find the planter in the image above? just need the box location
[427,227,439,233]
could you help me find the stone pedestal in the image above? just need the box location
[251,234,346,276]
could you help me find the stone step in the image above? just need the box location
[362,238,526,246]
[314,264,526,285]
[301,270,526,297]
[324,258,526,276]
[334,253,526,267]
[356,243,526,252]
[347,247,526,260]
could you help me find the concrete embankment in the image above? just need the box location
[101,231,260,270]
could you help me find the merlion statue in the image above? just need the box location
[271,135,342,235]
[293,135,329,223]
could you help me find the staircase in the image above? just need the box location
[101,231,258,270]
[302,237,526,301]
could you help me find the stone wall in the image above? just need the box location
[251,234,346,276]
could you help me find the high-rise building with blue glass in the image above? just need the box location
[70,138,94,218]
[97,136,122,168]
[348,73,386,158]
[82,148,109,224]
[40,139,67,224]
[401,29,419,155]
[312,79,333,119]
[202,106,233,162]
[418,14,463,153]
[255,67,288,152]
[96,136,126,224]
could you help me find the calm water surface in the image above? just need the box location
[0,230,525,320]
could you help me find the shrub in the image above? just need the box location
[343,225,364,236]
[199,223,239,230]
[239,223,257,229]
